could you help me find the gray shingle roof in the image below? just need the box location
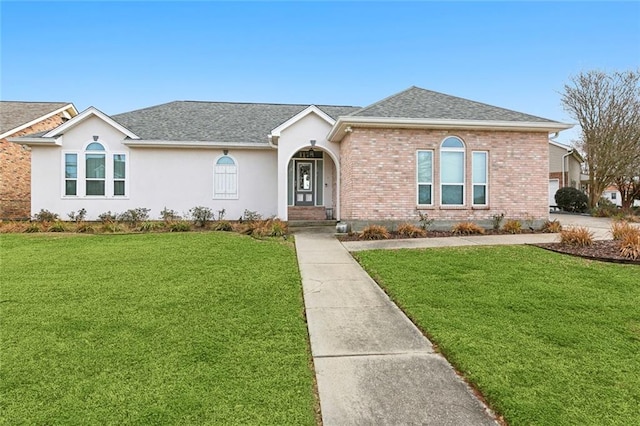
[0,101,73,135]
[350,86,558,123]
[112,101,361,143]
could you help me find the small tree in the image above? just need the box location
[561,70,640,208]
[555,187,589,213]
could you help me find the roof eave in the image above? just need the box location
[123,140,274,149]
[7,136,61,146]
[327,117,574,142]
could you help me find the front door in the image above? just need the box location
[295,161,314,206]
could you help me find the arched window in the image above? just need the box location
[85,143,106,196]
[214,155,238,199]
[63,141,127,197]
[440,136,465,205]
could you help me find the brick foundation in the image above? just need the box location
[288,206,328,220]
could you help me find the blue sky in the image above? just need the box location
[1,1,639,144]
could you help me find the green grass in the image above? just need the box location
[354,246,640,426]
[0,233,315,425]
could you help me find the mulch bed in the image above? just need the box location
[338,230,640,265]
[533,240,640,265]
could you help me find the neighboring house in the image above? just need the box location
[10,87,572,229]
[0,102,78,219]
[548,139,584,207]
[602,185,640,207]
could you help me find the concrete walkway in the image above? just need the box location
[294,213,619,424]
[295,227,498,425]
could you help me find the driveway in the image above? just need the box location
[550,212,615,240]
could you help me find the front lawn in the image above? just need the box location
[354,246,640,425]
[0,233,315,425]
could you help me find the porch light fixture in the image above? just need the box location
[223,149,229,155]
[93,135,99,141]
[310,139,316,146]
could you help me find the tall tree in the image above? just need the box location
[561,70,640,208]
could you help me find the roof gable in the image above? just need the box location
[269,105,335,138]
[350,86,557,122]
[44,107,139,139]
[0,101,78,139]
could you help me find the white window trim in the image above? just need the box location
[61,151,79,198]
[472,151,489,206]
[61,143,128,199]
[213,154,239,200]
[112,152,129,198]
[440,136,466,206]
[416,150,434,206]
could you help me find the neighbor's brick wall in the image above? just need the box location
[0,114,67,219]
[549,172,569,187]
[340,128,549,223]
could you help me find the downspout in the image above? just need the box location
[561,150,572,188]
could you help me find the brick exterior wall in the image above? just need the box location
[0,114,67,219]
[340,128,549,227]
[288,206,328,220]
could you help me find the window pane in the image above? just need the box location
[417,151,432,183]
[473,185,486,205]
[441,137,464,148]
[65,180,76,196]
[316,160,323,205]
[86,154,105,178]
[442,185,463,205]
[86,180,105,196]
[473,152,487,184]
[86,142,105,151]
[217,156,235,165]
[65,154,77,178]
[441,151,464,183]
[114,155,126,179]
[114,181,125,196]
[418,184,432,204]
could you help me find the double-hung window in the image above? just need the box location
[472,151,488,205]
[64,153,78,196]
[440,137,465,205]
[417,150,433,205]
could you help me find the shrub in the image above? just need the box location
[160,207,181,222]
[491,213,505,230]
[98,211,117,223]
[243,209,262,222]
[555,187,588,213]
[24,223,41,233]
[138,221,162,233]
[451,222,485,235]
[213,220,234,232]
[619,233,640,260]
[266,219,287,237]
[560,227,593,247]
[49,221,67,232]
[541,219,562,233]
[0,221,28,233]
[33,209,58,222]
[361,225,390,240]
[67,208,87,223]
[397,223,426,238]
[189,206,213,227]
[76,223,95,234]
[592,197,618,217]
[101,222,123,233]
[503,219,522,234]
[416,210,434,231]
[611,221,640,241]
[169,221,191,232]
[118,208,151,226]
